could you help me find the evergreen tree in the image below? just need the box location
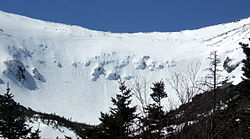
[98,80,137,139]
[239,42,250,98]
[150,81,168,107]
[0,83,31,139]
[240,42,250,80]
[142,81,168,139]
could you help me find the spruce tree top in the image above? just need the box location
[150,81,167,105]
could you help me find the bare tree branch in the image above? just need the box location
[166,61,206,105]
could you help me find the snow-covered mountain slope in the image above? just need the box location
[0,11,249,124]
[28,119,79,138]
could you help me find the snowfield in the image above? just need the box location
[28,118,79,138]
[0,10,249,129]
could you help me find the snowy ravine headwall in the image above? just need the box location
[0,10,249,124]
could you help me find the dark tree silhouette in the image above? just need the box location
[0,83,31,139]
[29,129,41,139]
[141,81,169,139]
[98,80,137,138]
[240,42,250,80]
[206,51,222,139]
[150,81,168,107]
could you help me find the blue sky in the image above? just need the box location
[1,0,250,33]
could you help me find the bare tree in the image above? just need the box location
[167,61,206,105]
[131,77,150,136]
[132,77,149,115]
[166,61,208,137]
[205,50,222,139]
[205,51,222,92]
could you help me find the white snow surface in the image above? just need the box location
[0,11,249,125]
[28,118,78,138]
